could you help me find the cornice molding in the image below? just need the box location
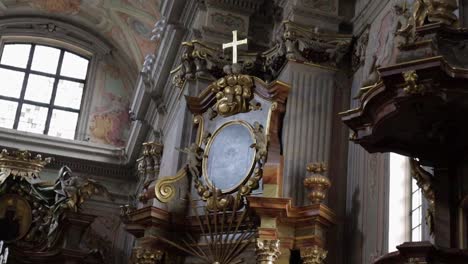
[0,127,125,164]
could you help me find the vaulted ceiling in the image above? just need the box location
[0,0,161,72]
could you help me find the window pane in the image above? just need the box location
[0,44,31,68]
[412,178,419,193]
[48,110,78,139]
[412,226,422,242]
[31,45,60,74]
[0,68,25,98]
[412,189,422,210]
[17,103,48,134]
[60,52,89,79]
[54,80,83,109]
[24,74,55,103]
[412,207,421,228]
[0,100,18,129]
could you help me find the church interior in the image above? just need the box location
[0,0,467,263]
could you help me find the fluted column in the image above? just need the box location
[280,62,336,206]
[256,239,281,264]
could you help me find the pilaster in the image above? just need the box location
[279,62,336,206]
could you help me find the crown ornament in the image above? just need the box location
[0,149,52,184]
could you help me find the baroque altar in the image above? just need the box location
[123,29,342,264]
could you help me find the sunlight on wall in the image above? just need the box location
[388,153,410,252]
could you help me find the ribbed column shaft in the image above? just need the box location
[280,63,335,206]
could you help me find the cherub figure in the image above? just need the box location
[250,122,268,165]
[176,143,203,177]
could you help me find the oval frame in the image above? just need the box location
[202,120,257,194]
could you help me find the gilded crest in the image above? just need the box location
[209,65,260,118]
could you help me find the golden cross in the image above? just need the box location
[222,30,247,64]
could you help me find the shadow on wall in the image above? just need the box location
[346,188,364,264]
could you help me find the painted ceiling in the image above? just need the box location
[0,0,161,71]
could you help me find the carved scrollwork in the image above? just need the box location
[154,116,205,204]
[154,168,187,203]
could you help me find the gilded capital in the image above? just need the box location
[304,162,331,204]
[256,239,281,264]
[134,248,164,264]
[301,246,327,264]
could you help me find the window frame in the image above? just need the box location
[0,35,98,141]
[0,41,90,139]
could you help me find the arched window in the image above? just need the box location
[0,42,89,139]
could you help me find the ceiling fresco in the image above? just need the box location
[0,0,161,71]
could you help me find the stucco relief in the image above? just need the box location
[33,0,81,14]
[301,0,337,13]
[210,13,246,33]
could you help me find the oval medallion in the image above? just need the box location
[203,121,256,193]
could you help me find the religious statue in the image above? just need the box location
[176,143,203,178]
[250,122,268,165]
[394,1,414,48]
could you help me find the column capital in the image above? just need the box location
[300,245,328,264]
[133,247,164,264]
[256,239,281,264]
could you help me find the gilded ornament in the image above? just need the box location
[304,162,331,204]
[209,69,260,118]
[0,149,51,184]
[134,248,164,264]
[154,168,187,203]
[402,70,426,95]
[301,246,327,264]
[413,0,458,27]
[250,122,268,166]
[256,239,281,264]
